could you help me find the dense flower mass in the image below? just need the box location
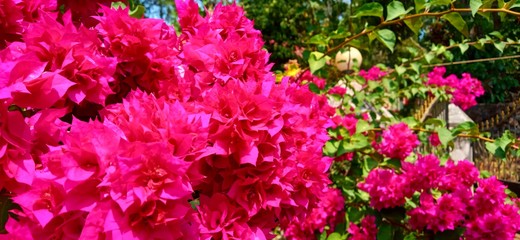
[359,154,520,238]
[348,215,377,240]
[0,0,337,239]
[374,122,420,160]
[358,66,387,81]
[426,66,485,110]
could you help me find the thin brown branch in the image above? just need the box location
[369,127,520,150]
[444,41,520,51]
[323,7,520,59]
[422,54,520,67]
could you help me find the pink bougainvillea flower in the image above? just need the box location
[428,132,441,147]
[12,179,66,227]
[359,66,387,81]
[196,193,253,239]
[374,122,419,160]
[451,73,485,110]
[426,67,484,110]
[464,203,520,240]
[100,142,192,211]
[408,192,467,232]
[436,160,479,192]
[469,176,507,216]
[402,154,445,192]
[328,86,347,96]
[348,215,377,240]
[297,71,325,89]
[0,0,24,48]
[110,199,193,239]
[358,168,413,210]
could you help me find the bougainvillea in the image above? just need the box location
[374,122,420,160]
[426,66,485,110]
[0,0,339,239]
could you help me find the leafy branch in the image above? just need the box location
[324,7,520,58]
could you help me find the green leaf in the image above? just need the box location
[402,117,419,128]
[404,17,423,34]
[376,29,396,52]
[308,34,330,46]
[437,128,454,147]
[342,133,370,152]
[308,82,321,94]
[441,12,469,37]
[485,142,507,159]
[0,195,13,234]
[356,190,370,201]
[470,0,483,16]
[429,0,452,6]
[459,43,469,54]
[404,233,418,240]
[494,41,506,53]
[356,120,373,134]
[480,170,491,178]
[414,0,426,12]
[425,52,435,63]
[411,62,421,73]
[444,50,454,61]
[434,227,465,240]
[363,158,379,173]
[347,207,365,223]
[396,65,406,75]
[326,232,342,240]
[309,52,327,74]
[451,121,478,135]
[424,118,445,128]
[352,2,384,18]
[111,1,127,9]
[381,158,402,169]
[404,18,423,34]
[189,199,200,210]
[129,5,145,18]
[489,31,504,39]
[319,231,328,240]
[496,131,514,150]
[324,140,339,156]
[377,222,393,240]
[504,0,518,9]
[387,1,412,20]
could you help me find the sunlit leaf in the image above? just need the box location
[387,1,412,21]
[470,0,483,16]
[376,29,396,52]
[309,51,327,73]
[352,2,384,18]
[441,12,469,37]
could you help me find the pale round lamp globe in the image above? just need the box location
[335,47,363,71]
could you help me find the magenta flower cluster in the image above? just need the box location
[348,215,377,240]
[0,0,341,239]
[374,123,420,160]
[359,66,387,81]
[358,154,520,238]
[426,66,485,110]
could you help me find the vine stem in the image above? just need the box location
[323,7,520,59]
[370,127,520,150]
[383,218,412,232]
[422,54,520,67]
